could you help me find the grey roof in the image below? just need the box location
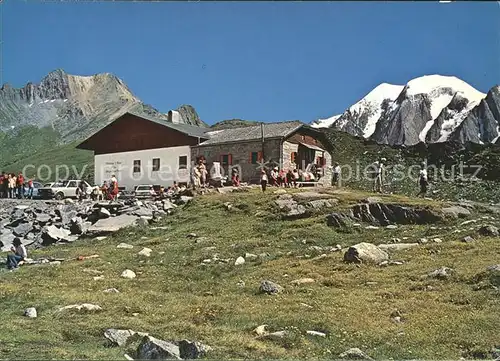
[126,111,209,139]
[197,121,304,146]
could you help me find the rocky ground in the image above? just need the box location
[0,187,499,360]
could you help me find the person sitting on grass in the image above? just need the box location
[6,238,28,270]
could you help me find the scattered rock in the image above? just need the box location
[244,253,258,260]
[103,288,120,293]
[441,206,471,219]
[178,340,211,359]
[259,331,289,340]
[121,269,136,279]
[306,330,326,337]
[136,218,149,227]
[362,197,383,204]
[339,347,373,360]
[378,243,419,252]
[58,303,102,312]
[23,307,37,318]
[386,225,398,229]
[478,225,499,237]
[259,280,283,295]
[99,208,111,219]
[428,266,455,279]
[138,248,152,257]
[253,325,268,336]
[290,278,315,285]
[462,236,475,243]
[344,243,389,264]
[88,215,140,235]
[136,335,181,360]
[117,243,134,249]
[273,189,287,195]
[353,202,442,226]
[187,233,198,238]
[234,256,245,266]
[104,329,146,347]
[326,213,353,229]
[365,225,380,230]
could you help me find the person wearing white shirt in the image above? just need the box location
[372,160,384,193]
[333,163,342,187]
[417,163,429,197]
[6,238,28,270]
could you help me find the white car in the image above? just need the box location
[38,180,93,200]
[133,184,158,199]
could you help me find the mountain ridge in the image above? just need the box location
[312,74,498,147]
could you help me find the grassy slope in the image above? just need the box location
[1,188,499,360]
[0,125,93,181]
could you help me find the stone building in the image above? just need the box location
[191,121,333,185]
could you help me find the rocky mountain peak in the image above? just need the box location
[0,70,206,144]
[312,74,496,147]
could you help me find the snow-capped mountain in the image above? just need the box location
[312,75,499,146]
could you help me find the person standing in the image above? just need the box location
[27,176,34,199]
[0,172,5,198]
[417,162,429,197]
[16,173,25,199]
[260,169,268,192]
[109,175,119,201]
[372,160,384,193]
[333,163,342,187]
[8,174,16,199]
[6,238,28,270]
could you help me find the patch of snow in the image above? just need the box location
[437,100,479,142]
[353,83,404,137]
[42,99,50,103]
[311,114,341,128]
[10,125,15,129]
[63,99,68,102]
[492,125,500,143]
[28,102,34,107]
[50,99,56,103]
[406,75,485,102]
[418,94,454,141]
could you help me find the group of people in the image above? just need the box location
[0,172,35,199]
[367,158,429,197]
[193,158,208,188]
[86,175,120,201]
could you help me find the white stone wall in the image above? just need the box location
[94,146,191,190]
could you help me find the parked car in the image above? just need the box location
[23,181,43,199]
[133,184,161,199]
[38,180,92,200]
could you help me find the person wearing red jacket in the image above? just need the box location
[17,173,25,199]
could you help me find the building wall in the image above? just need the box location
[192,139,282,183]
[94,146,191,190]
[282,141,299,171]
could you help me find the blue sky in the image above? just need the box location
[2,1,499,125]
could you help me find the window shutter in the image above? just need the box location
[291,152,296,163]
[258,151,263,162]
[228,154,232,165]
[249,152,252,163]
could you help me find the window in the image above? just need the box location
[67,181,77,188]
[179,156,188,169]
[220,154,232,166]
[250,151,263,164]
[152,158,160,172]
[291,152,298,163]
[133,160,141,173]
[316,156,325,166]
